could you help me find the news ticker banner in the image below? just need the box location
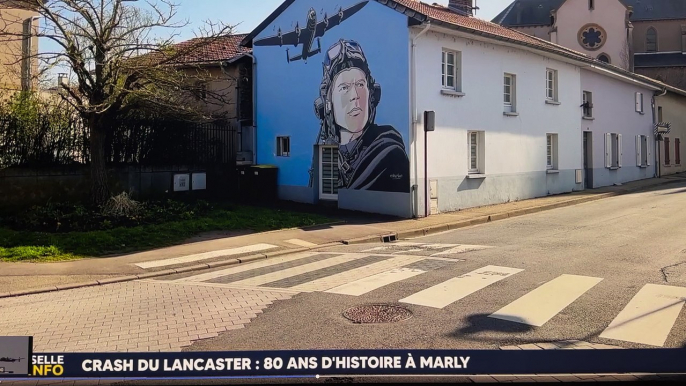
[11,348,686,378]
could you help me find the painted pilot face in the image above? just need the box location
[331,67,369,134]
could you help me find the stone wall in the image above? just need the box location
[0,165,237,211]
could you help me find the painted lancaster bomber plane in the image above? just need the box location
[0,357,24,363]
[254,1,368,63]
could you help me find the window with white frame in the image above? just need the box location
[468,131,484,174]
[606,133,622,168]
[546,133,558,170]
[636,135,649,167]
[635,92,644,113]
[582,91,593,118]
[546,69,558,101]
[441,50,461,91]
[276,136,290,157]
[504,73,516,113]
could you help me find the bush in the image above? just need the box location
[1,198,217,233]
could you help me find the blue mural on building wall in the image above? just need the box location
[254,0,410,196]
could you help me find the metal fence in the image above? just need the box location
[0,117,237,168]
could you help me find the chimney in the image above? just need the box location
[448,0,474,16]
[57,73,68,88]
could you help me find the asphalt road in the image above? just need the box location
[6,182,686,385]
[182,182,686,352]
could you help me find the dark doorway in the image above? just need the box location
[583,131,593,189]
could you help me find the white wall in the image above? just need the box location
[580,69,656,187]
[554,0,629,68]
[412,27,583,215]
[656,92,686,175]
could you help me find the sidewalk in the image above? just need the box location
[2,174,685,296]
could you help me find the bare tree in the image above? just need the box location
[0,0,236,204]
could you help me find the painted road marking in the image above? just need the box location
[208,254,341,285]
[293,255,424,292]
[139,279,302,294]
[174,252,336,282]
[489,274,603,326]
[421,243,460,249]
[362,242,423,252]
[400,265,524,309]
[231,254,371,287]
[284,239,317,248]
[326,267,426,296]
[431,244,494,256]
[600,284,686,347]
[135,244,279,269]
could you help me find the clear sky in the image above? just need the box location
[40,0,512,77]
[165,0,511,39]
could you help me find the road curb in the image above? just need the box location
[0,246,328,300]
[1,178,680,300]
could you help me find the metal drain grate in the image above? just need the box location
[382,234,397,243]
[343,304,413,324]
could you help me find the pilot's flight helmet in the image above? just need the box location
[314,39,381,140]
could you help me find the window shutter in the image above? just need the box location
[647,137,651,166]
[605,133,612,168]
[636,135,642,166]
[677,138,681,165]
[635,92,644,112]
[618,134,623,167]
[665,138,670,165]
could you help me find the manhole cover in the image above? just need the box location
[343,304,413,324]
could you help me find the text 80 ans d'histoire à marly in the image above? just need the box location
[78,355,471,373]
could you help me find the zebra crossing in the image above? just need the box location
[362,242,494,257]
[164,244,686,347]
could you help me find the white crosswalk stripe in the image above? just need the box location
[293,255,424,292]
[600,284,686,347]
[174,251,317,283]
[136,243,279,269]
[326,267,426,296]
[167,251,686,347]
[231,253,370,287]
[400,265,523,309]
[431,244,495,256]
[489,274,603,326]
[362,242,493,257]
[284,239,317,248]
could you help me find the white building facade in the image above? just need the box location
[412,26,584,215]
[579,68,658,188]
[245,0,677,219]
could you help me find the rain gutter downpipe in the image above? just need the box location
[243,52,257,165]
[411,21,431,218]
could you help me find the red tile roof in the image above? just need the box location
[168,33,252,65]
[393,0,686,93]
[139,34,252,67]
[396,0,589,59]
